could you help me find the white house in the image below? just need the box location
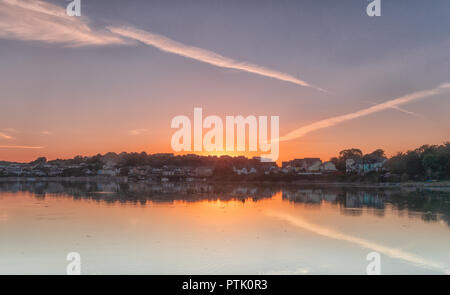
[320,161,337,172]
[307,160,322,172]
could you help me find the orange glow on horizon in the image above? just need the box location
[1,136,449,166]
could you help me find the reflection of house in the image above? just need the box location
[345,192,385,209]
[282,189,338,204]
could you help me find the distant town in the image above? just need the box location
[0,142,449,183]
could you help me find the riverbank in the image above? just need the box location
[1,176,450,188]
[0,176,129,183]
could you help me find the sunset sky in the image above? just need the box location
[1,0,449,163]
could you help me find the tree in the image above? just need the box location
[335,149,363,171]
[423,154,438,170]
[369,149,386,159]
[72,155,83,164]
[405,151,424,180]
[339,149,363,160]
[385,153,406,174]
[29,157,47,165]
[330,157,339,166]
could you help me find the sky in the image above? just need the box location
[0,0,449,163]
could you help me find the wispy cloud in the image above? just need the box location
[109,26,325,91]
[129,129,148,135]
[41,130,53,135]
[390,105,422,117]
[0,145,44,149]
[0,0,126,46]
[364,100,422,118]
[280,83,450,142]
[0,1,321,90]
[0,132,13,139]
[266,211,450,274]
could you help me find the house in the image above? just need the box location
[282,158,322,172]
[363,159,386,173]
[234,167,248,175]
[6,165,23,176]
[346,158,363,173]
[320,161,337,172]
[162,169,175,176]
[281,167,291,174]
[129,166,151,178]
[346,157,386,174]
[193,166,214,177]
[306,159,322,172]
[151,168,162,175]
[98,167,119,177]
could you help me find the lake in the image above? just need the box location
[0,181,449,274]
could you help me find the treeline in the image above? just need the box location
[40,152,275,170]
[384,143,450,181]
[326,143,450,182]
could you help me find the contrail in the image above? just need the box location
[109,26,325,92]
[0,0,126,46]
[389,106,421,117]
[1,1,324,91]
[280,83,450,142]
[266,211,450,274]
[363,100,422,118]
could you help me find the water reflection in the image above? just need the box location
[1,181,449,226]
[1,180,450,275]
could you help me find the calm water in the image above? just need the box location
[0,181,449,275]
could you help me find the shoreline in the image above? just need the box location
[1,176,450,188]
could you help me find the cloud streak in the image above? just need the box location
[0,145,44,149]
[280,83,450,142]
[109,26,324,91]
[0,1,322,90]
[0,0,126,46]
[0,132,13,140]
[129,129,148,135]
[364,101,422,118]
[266,211,450,274]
